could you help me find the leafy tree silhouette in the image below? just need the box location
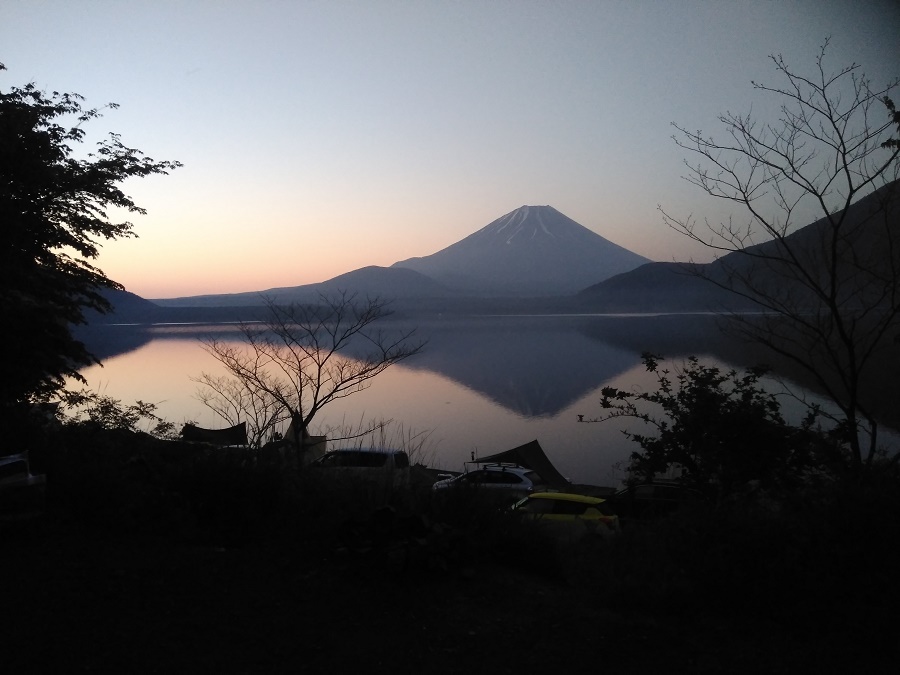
[1,63,181,414]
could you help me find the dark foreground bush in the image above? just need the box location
[32,424,900,642]
[41,424,289,545]
[424,486,564,575]
[590,474,900,640]
[39,425,449,549]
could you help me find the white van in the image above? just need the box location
[312,448,411,489]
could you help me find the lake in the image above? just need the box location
[73,313,892,487]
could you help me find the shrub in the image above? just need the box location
[592,354,841,501]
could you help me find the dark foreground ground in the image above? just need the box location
[4,426,898,673]
[3,510,896,674]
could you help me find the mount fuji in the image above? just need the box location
[391,205,650,296]
[150,205,650,308]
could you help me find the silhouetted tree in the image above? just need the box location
[197,292,424,455]
[1,63,181,411]
[59,389,178,439]
[586,354,836,499]
[660,39,900,474]
[191,372,290,449]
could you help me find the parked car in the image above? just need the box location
[312,448,411,489]
[431,464,548,501]
[511,492,620,539]
[608,481,706,522]
[0,450,46,519]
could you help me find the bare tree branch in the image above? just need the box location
[195,291,425,459]
[663,40,900,474]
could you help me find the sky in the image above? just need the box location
[3,0,899,299]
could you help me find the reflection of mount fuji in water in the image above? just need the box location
[75,314,900,430]
[404,313,900,429]
[75,316,642,419]
[404,316,639,418]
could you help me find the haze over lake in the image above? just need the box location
[75,314,895,487]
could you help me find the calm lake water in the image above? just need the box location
[74,313,885,487]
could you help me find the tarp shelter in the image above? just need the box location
[471,439,569,487]
[283,417,328,464]
[181,422,248,446]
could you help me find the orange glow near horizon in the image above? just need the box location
[95,199,723,299]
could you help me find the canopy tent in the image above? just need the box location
[471,439,569,487]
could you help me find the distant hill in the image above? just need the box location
[576,262,750,312]
[392,205,650,296]
[82,289,271,324]
[153,266,457,308]
[82,289,162,322]
[110,289,158,316]
[579,180,900,312]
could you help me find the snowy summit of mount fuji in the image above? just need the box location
[391,205,651,296]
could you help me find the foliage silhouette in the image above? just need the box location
[1,62,180,411]
[587,354,840,499]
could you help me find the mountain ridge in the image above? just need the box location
[577,179,900,312]
[153,266,458,308]
[103,183,898,319]
[151,205,650,307]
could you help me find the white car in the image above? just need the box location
[0,450,46,519]
[312,448,411,489]
[431,464,548,500]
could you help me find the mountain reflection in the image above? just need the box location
[75,313,899,431]
[77,316,640,419]
[406,316,638,417]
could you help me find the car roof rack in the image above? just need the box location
[465,461,524,470]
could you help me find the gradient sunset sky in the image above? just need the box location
[3,0,899,299]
